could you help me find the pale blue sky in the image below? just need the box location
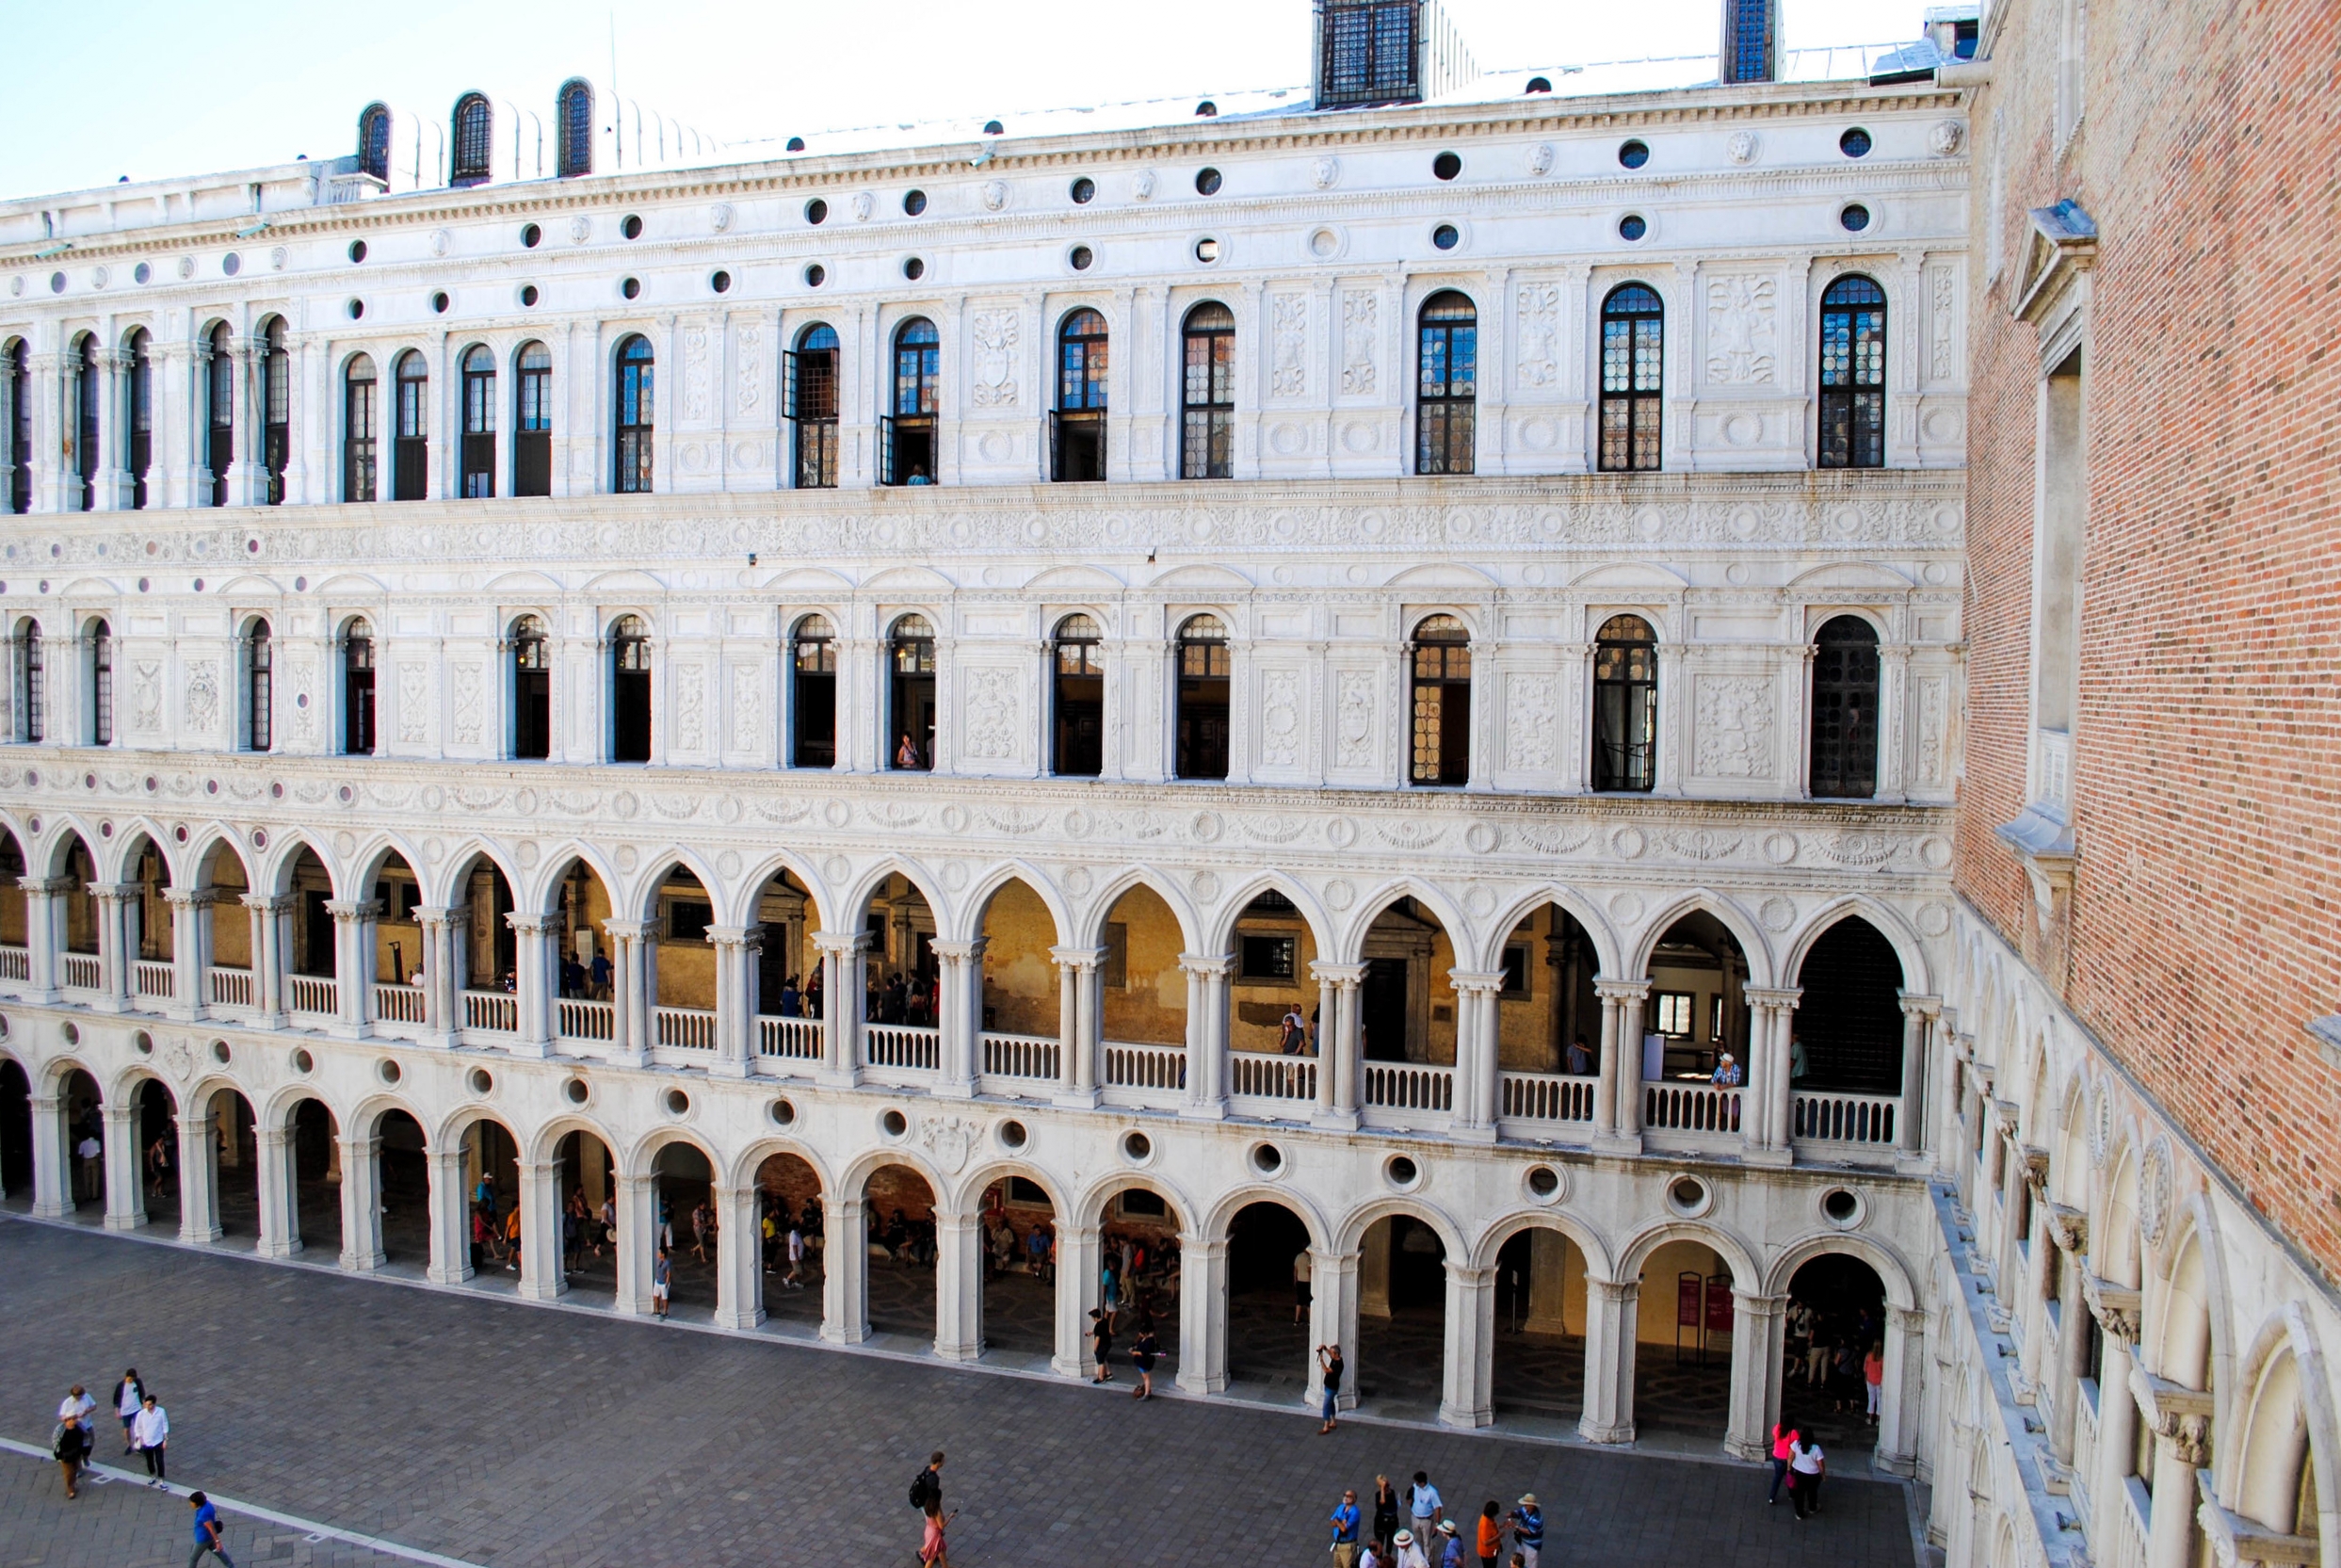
[0,0,1926,201]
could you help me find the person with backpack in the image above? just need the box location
[111,1367,148,1455]
[51,1414,91,1499]
[909,1453,949,1567]
[189,1491,236,1565]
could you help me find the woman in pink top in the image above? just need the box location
[1768,1423,1798,1504]
[1864,1343,1885,1423]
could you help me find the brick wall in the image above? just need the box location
[1957,0,2341,1272]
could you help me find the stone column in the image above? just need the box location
[89,882,137,1012]
[1310,962,1365,1129]
[20,876,70,1001]
[1724,1291,1787,1460]
[1312,963,1338,1116]
[1306,1247,1361,1412]
[339,1134,384,1271]
[415,905,465,1047]
[1876,1303,1927,1476]
[518,1159,566,1301]
[1448,969,1506,1142]
[255,1124,303,1257]
[101,1103,143,1230]
[813,930,865,1087]
[177,1107,221,1243]
[602,918,654,1067]
[820,1190,868,1344]
[95,348,134,509]
[1441,1261,1497,1428]
[706,925,763,1079]
[1897,994,1938,1157]
[2089,1299,2141,1552]
[1178,953,1233,1120]
[1742,986,1798,1162]
[1579,1276,1639,1443]
[613,1171,654,1316]
[244,894,292,1024]
[1049,946,1104,1107]
[2136,1368,2215,1568]
[425,1146,472,1284]
[1592,978,1645,1151]
[497,910,553,1056]
[27,1094,68,1216]
[1175,1234,1228,1394]
[712,1181,763,1328]
[934,1209,984,1361]
[1054,1220,1101,1379]
[166,888,215,1023]
[931,937,983,1097]
[326,898,379,1038]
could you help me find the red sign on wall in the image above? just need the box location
[1704,1275,1736,1333]
[1677,1272,1703,1328]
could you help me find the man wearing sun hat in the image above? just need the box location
[1508,1495,1543,1568]
[1392,1529,1429,1568]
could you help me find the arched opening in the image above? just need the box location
[1644,912,1752,1126]
[1792,916,1907,1131]
[1818,274,1887,470]
[883,318,939,486]
[1492,1225,1591,1427]
[202,1088,258,1238]
[1359,1213,1448,1414]
[860,875,938,1069]
[1225,1200,1313,1393]
[288,1096,343,1255]
[358,104,392,183]
[133,1078,179,1229]
[72,332,98,511]
[460,344,496,497]
[609,614,652,762]
[556,81,593,178]
[788,324,840,489]
[1414,290,1477,476]
[204,322,232,507]
[1174,614,1230,780]
[126,329,153,509]
[340,617,377,755]
[547,859,617,1044]
[1053,308,1108,481]
[1631,1234,1736,1441]
[1810,616,1881,799]
[1357,896,1455,1080]
[261,317,289,505]
[1181,301,1235,479]
[241,617,273,752]
[751,1151,824,1324]
[393,349,428,501]
[1599,283,1664,472]
[647,865,717,1051]
[0,1056,29,1201]
[1051,614,1104,777]
[1592,614,1657,792]
[977,1174,1057,1358]
[57,836,98,990]
[365,851,425,1022]
[119,836,172,1007]
[440,851,517,1026]
[450,92,492,187]
[372,1107,428,1265]
[461,1115,522,1274]
[194,840,250,1010]
[861,1163,938,1342]
[84,618,112,745]
[1230,890,1322,1106]
[343,352,378,502]
[613,334,654,494]
[60,1067,105,1211]
[0,831,22,962]
[975,879,1057,1087]
[284,845,337,1021]
[5,340,29,515]
[1783,1252,1887,1457]
[508,614,550,759]
[789,614,837,768]
[554,1129,618,1301]
[513,341,552,496]
[1493,902,1604,1124]
[887,614,937,770]
[1098,884,1187,1098]
[750,867,823,1062]
[14,619,43,741]
[1407,615,1471,786]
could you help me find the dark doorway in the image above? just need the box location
[654,1140,718,1314]
[1362,958,1409,1061]
[978,1176,1056,1358]
[1491,1228,1586,1426]
[1357,1214,1446,1411]
[1783,1253,1888,1463]
[864,1164,938,1343]
[377,1110,428,1265]
[0,1058,29,1198]
[136,1079,178,1228]
[291,1098,341,1253]
[1225,1201,1312,1394]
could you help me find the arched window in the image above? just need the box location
[15,621,41,742]
[126,330,152,509]
[1598,283,1664,472]
[510,615,550,759]
[883,318,939,486]
[786,324,839,490]
[341,617,376,755]
[394,349,428,500]
[1053,614,1104,776]
[358,105,392,183]
[790,614,836,768]
[1819,274,1887,469]
[460,344,496,498]
[1810,615,1881,798]
[1415,291,1477,475]
[73,334,98,512]
[343,354,378,502]
[1408,615,1472,785]
[556,80,593,178]
[205,323,234,508]
[610,614,651,762]
[1175,614,1230,780]
[613,335,654,493]
[1181,301,1235,479]
[262,317,289,506]
[85,619,111,746]
[887,614,936,769]
[511,341,551,497]
[1054,308,1108,482]
[243,620,273,753]
[6,341,29,515]
[1591,614,1656,791]
[451,93,492,186]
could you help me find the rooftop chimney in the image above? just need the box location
[1719,0,1780,85]
[1312,0,1478,111]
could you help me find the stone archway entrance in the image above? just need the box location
[1631,1237,1736,1442]
[1490,1225,1590,1431]
[1782,1252,1887,1463]
[1225,1201,1312,1396]
[977,1175,1056,1360]
[1358,1214,1447,1415]
[861,1164,937,1343]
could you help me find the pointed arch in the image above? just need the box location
[728,848,832,930]
[1337,877,1475,968]
[257,832,340,899]
[1074,1171,1195,1234]
[1780,896,1929,994]
[961,862,1074,947]
[836,858,950,938]
[428,840,525,910]
[1476,883,1623,975]
[1077,866,1202,953]
[1760,1229,1920,1310]
[522,841,623,916]
[1201,870,1332,960]
[1627,889,1775,987]
[625,847,727,923]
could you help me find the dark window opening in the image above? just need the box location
[16,623,40,742]
[344,355,377,502]
[1319,0,1421,107]
[1409,615,1471,785]
[513,341,551,496]
[1240,934,1296,981]
[1175,614,1230,780]
[451,93,492,187]
[394,350,428,501]
[245,621,272,752]
[785,325,839,490]
[8,342,32,515]
[1182,302,1235,479]
[882,318,939,486]
[359,105,392,183]
[610,614,651,762]
[460,344,495,498]
[340,618,376,755]
[557,80,593,178]
[73,336,98,511]
[1053,614,1104,777]
[1053,308,1108,482]
[206,325,234,508]
[1793,919,1906,1094]
[1819,274,1887,469]
[127,331,152,509]
[87,620,111,746]
[614,334,654,493]
[1415,290,1476,475]
[262,319,288,505]
[511,616,550,759]
[1592,614,1656,791]
[791,615,836,768]
[1598,283,1663,472]
[1810,615,1880,798]
[888,615,936,769]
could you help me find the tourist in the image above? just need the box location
[1317,1342,1345,1433]
[1026,1220,1051,1284]
[653,1245,671,1318]
[133,1393,169,1483]
[1788,1029,1809,1087]
[690,1200,712,1263]
[1130,1317,1161,1399]
[1393,1529,1428,1568]
[1437,1518,1467,1568]
[76,1129,103,1201]
[784,1222,807,1290]
[1372,1476,1401,1551]
[589,949,612,1000]
[1476,1502,1502,1568]
[1280,1004,1307,1054]
[146,1132,171,1198]
[1293,1247,1313,1325]
[1405,1470,1444,1543]
[1788,1431,1826,1518]
[1805,1322,1831,1385]
[1565,1034,1592,1075]
[111,1367,147,1454]
[597,1193,616,1258]
[1089,1306,1115,1383]
[50,1413,90,1500]
[471,1204,492,1271]
[911,1452,949,1567]
[189,1491,235,1566]
[1359,1538,1383,1568]
[896,733,922,768]
[1768,1421,1798,1504]
[1508,1494,1542,1568]
[1712,1051,1742,1086]
[503,1202,523,1272]
[778,975,801,1016]
[1101,1255,1121,1318]
[564,1191,586,1270]
[57,1383,97,1431]
[1328,1488,1364,1568]
[1865,1341,1886,1424]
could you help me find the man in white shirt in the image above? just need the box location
[57,1386,97,1428]
[76,1134,103,1201]
[783,1225,806,1290]
[1405,1471,1443,1543]
[131,1395,169,1484]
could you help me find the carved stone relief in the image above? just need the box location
[1334,670,1376,769]
[132,661,162,732]
[396,664,427,744]
[1270,295,1308,398]
[962,667,1019,760]
[1516,282,1561,390]
[674,664,705,752]
[1340,292,1378,396]
[1504,671,1558,771]
[681,324,713,422]
[735,322,763,416]
[186,661,218,735]
[1704,275,1779,385]
[1930,268,1958,384]
[731,664,763,753]
[1694,674,1775,779]
[450,664,483,745]
[1259,669,1301,768]
[970,310,1019,409]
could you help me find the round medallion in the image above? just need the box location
[1324,880,1354,911]
[1607,890,1643,924]
[824,854,852,885]
[1760,897,1797,933]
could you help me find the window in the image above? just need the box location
[785,324,839,490]
[790,614,836,768]
[205,324,234,507]
[394,349,428,501]
[1319,0,1420,107]
[1721,0,1775,83]
[882,318,939,486]
[557,80,592,178]
[1240,933,1297,981]
[887,614,936,769]
[1181,302,1235,479]
[15,622,40,741]
[7,342,28,515]
[1053,309,1108,482]
[513,341,551,496]
[613,334,654,493]
[1592,614,1657,791]
[510,615,550,759]
[244,620,272,752]
[359,105,392,183]
[86,620,111,746]
[343,355,378,502]
[1654,991,1695,1037]
[1174,614,1231,780]
[126,331,152,509]
[261,318,288,506]
[451,93,492,187]
[1598,283,1664,472]
[1408,614,1471,785]
[70,334,98,512]
[1500,945,1529,994]
[610,614,651,762]
[460,345,495,498]
[1810,615,1880,798]
[342,618,376,755]
[1052,613,1104,776]
[1818,274,1887,469]
[1415,291,1477,475]
[1104,923,1128,988]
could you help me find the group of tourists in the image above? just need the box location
[52,1377,236,1563]
[1325,1473,1545,1568]
[1785,1296,1886,1421]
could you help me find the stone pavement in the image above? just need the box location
[0,1219,1917,1568]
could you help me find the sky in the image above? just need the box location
[0,0,1928,202]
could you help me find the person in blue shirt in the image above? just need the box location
[1712,1051,1743,1086]
[189,1491,235,1565]
[1508,1495,1543,1568]
[1328,1488,1363,1568]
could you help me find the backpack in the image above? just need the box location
[908,1468,938,1511]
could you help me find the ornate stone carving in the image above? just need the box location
[1930,268,1958,383]
[450,664,483,745]
[133,661,163,732]
[2139,1137,2175,1247]
[1526,143,1555,175]
[397,664,428,744]
[674,664,704,752]
[1694,675,1774,778]
[1917,674,1948,784]
[970,310,1019,409]
[1504,671,1558,770]
[1704,275,1779,385]
[730,664,762,752]
[1515,282,1561,390]
[186,661,218,734]
[979,180,1008,212]
[1334,670,1376,768]
[735,322,763,416]
[1929,120,1964,157]
[682,324,713,422]
[1313,155,1340,188]
[919,1114,977,1173]
[1130,170,1154,201]
[1270,295,1308,398]
[1340,292,1378,396]
[1259,669,1300,767]
[1726,130,1759,164]
[962,667,1018,760]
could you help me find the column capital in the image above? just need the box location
[1308,960,1367,986]
[1177,951,1236,978]
[1592,977,1651,1001]
[811,929,869,956]
[1897,991,1944,1019]
[337,1134,382,1156]
[2046,1203,2089,1254]
[601,917,656,941]
[1443,1262,1498,1288]
[164,885,221,911]
[1742,985,1803,1009]
[1888,1303,1929,1334]
[1730,1289,1789,1316]
[1446,967,1508,996]
[87,881,141,903]
[504,910,558,935]
[324,898,383,923]
[1588,1276,1640,1303]
[703,923,765,953]
[241,892,299,914]
[416,903,469,930]
[2084,1274,2143,1343]
[1048,945,1107,971]
[19,875,75,897]
[928,936,986,962]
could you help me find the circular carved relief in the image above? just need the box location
[1463,884,1495,918]
[1340,421,1380,454]
[333,830,358,856]
[941,804,969,833]
[709,202,734,231]
[977,431,1011,462]
[1608,826,1645,860]
[1063,866,1092,898]
[516,841,540,868]
[1269,423,1305,456]
[851,192,875,220]
[569,216,591,243]
[1764,832,1800,865]
[1131,170,1155,201]
[1189,811,1222,844]
[610,791,639,819]
[1726,130,1759,164]
[1518,418,1558,451]
[823,854,852,884]
[980,180,1008,211]
[1063,809,1091,839]
[941,861,969,891]
[1190,870,1219,902]
[717,849,741,879]
[1464,824,1498,855]
[822,799,850,829]
[613,845,639,873]
[1760,897,1797,932]
[429,229,451,256]
[1921,837,1954,870]
[1916,901,1952,937]
[1929,121,1964,156]
[1526,143,1556,175]
[2139,1139,2175,1246]
[1312,156,1340,189]
[1608,891,1643,924]
[1324,880,1354,911]
[1325,817,1357,849]
[1724,562,1751,587]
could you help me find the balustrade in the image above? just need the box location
[0,946,25,982]
[374,983,427,1026]
[208,966,253,1008]
[1791,1091,1898,1144]
[464,990,518,1033]
[655,1005,718,1050]
[1644,1081,1742,1133]
[557,996,615,1041]
[134,960,175,1001]
[1364,1061,1454,1112]
[60,953,101,990]
[864,1023,939,1072]
[981,1032,1059,1081]
[1230,1051,1316,1101]
[1500,1071,1596,1123]
[757,1014,822,1060]
[288,975,338,1016]
[1104,1040,1186,1091]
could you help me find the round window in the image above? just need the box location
[1667,1175,1710,1216]
[1840,127,1873,159]
[1840,203,1872,233]
[378,1059,401,1085]
[1122,1131,1153,1163]
[621,277,641,299]
[521,223,542,249]
[903,188,928,216]
[1251,1142,1284,1176]
[133,1030,153,1055]
[347,299,364,320]
[1618,139,1650,170]
[431,291,449,314]
[1193,236,1220,265]
[292,1048,315,1075]
[710,268,733,293]
[999,1120,1029,1150]
[663,1088,690,1117]
[1386,1155,1419,1189]
[563,1077,590,1106]
[1526,1166,1562,1200]
[209,1038,230,1063]
[622,214,644,238]
[770,1097,797,1126]
[1070,176,1095,204]
[881,1108,910,1138]
[1195,167,1222,195]
[467,1068,494,1096]
[1822,1188,1864,1226]
[805,198,828,226]
[1431,224,1460,251]
[347,239,369,264]
[803,264,826,288]
[1618,214,1648,242]
[903,256,925,281]
[1432,151,1462,181]
[520,284,539,307]
[1070,245,1093,271]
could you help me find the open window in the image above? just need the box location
[882,318,939,486]
[205,323,234,507]
[394,349,428,501]
[785,324,839,489]
[1408,615,1471,785]
[127,330,153,509]
[341,618,377,756]
[1053,309,1108,481]
[1175,614,1230,780]
[1053,614,1104,776]
[791,614,837,768]
[460,344,496,497]
[610,615,651,762]
[513,341,551,496]
[1591,614,1656,791]
[887,614,936,768]
[510,615,550,759]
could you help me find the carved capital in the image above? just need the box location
[704,923,765,954]
[2084,1274,2142,1343]
[2047,1203,2090,1255]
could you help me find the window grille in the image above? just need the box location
[557,81,593,178]
[88,621,110,746]
[127,331,152,509]
[1592,615,1656,791]
[785,325,839,489]
[343,619,376,755]
[1598,283,1664,472]
[451,94,492,186]
[460,344,496,498]
[1408,614,1471,785]
[511,616,550,760]
[1415,291,1477,475]
[1818,275,1887,469]
[1721,0,1775,84]
[614,335,654,493]
[1809,616,1880,798]
[359,105,392,183]
[245,622,272,752]
[513,341,551,496]
[18,623,41,742]
[883,319,939,485]
[1181,303,1235,479]
[344,355,378,503]
[1319,0,1420,107]
[394,350,428,500]
[6,342,28,515]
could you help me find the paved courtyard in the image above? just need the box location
[0,1218,1918,1568]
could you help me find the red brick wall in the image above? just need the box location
[1956,0,2341,1274]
